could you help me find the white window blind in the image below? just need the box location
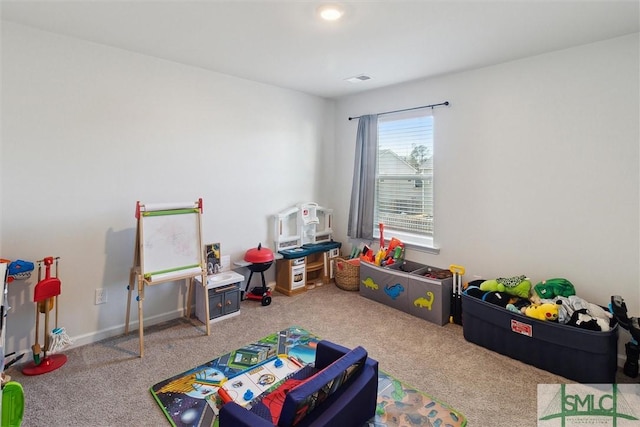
[375,110,434,241]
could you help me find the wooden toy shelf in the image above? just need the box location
[305,253,325,286]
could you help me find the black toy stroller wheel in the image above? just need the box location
[261,295,272,306]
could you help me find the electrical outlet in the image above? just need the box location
[95,288,107,305]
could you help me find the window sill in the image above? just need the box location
[373,230,440,255]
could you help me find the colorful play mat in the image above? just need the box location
[150,326,467,427]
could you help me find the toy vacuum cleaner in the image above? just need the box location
[22,256,70,376]
[610,295,640,378]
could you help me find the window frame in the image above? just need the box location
[372,109,438,252]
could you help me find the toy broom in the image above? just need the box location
[22,256,69,376]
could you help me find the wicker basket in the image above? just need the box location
[334,257,360,291]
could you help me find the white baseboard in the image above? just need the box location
[71,308,186,349]
[618,353,627,368]
[10,308,190,365]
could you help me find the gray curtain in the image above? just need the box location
[347,114,378,240]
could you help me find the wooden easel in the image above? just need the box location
[125,199,210,357]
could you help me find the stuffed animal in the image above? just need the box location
[534,278,575,299]
[550,296,612,330]
[585,303,613,330]
[479,280,505,292]
[567,309,609,331]
[482,291,517,307]
[524,303,559,321]
[550,295,588,323]
[464,286,486,299]
[480,275,532,299]
[505,303,520,314]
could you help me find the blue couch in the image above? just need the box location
[219,340,379,427]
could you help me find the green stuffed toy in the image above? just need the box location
[480,275,531,299]
[524,303,559,321]
[533,278,575,299]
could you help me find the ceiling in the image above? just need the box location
[2,1,639,99]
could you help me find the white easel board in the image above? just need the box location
[140,206,202,282]
[126,199,210,357]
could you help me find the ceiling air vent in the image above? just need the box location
[345,75,372,83]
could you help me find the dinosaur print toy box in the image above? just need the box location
[359,260,453,325]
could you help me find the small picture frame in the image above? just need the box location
[205,243,221,275]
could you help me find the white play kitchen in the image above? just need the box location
[272,202,341,296]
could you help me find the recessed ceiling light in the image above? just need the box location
[317,3,345,21]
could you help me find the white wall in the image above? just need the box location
[332,34,640,327]
[2,21,638,359]
[1,22,334,354]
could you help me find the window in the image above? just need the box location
[375,110,434,248]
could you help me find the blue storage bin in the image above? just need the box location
[462,293,618,383]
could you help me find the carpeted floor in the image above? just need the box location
[149,326,467,426]
[6,283,637,426]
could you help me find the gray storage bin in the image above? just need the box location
[359,261,409,311]
[360,259,453,326]
[408,267,453,326]
[388,260,427,273]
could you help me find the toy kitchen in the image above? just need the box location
[272,202,341,296]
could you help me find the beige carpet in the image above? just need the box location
[6,283,634,426]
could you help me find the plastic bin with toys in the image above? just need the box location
[461,276,618,383]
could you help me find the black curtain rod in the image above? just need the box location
[348,101,450,121]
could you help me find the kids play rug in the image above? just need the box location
[150,326,467,427]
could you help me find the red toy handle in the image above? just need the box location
[218,387,232,404]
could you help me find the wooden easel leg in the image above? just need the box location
[137,275,145,358]
[128,219,141,336]
[125,268,136,335]
[203,278,211,336]
[186,278,193,319]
